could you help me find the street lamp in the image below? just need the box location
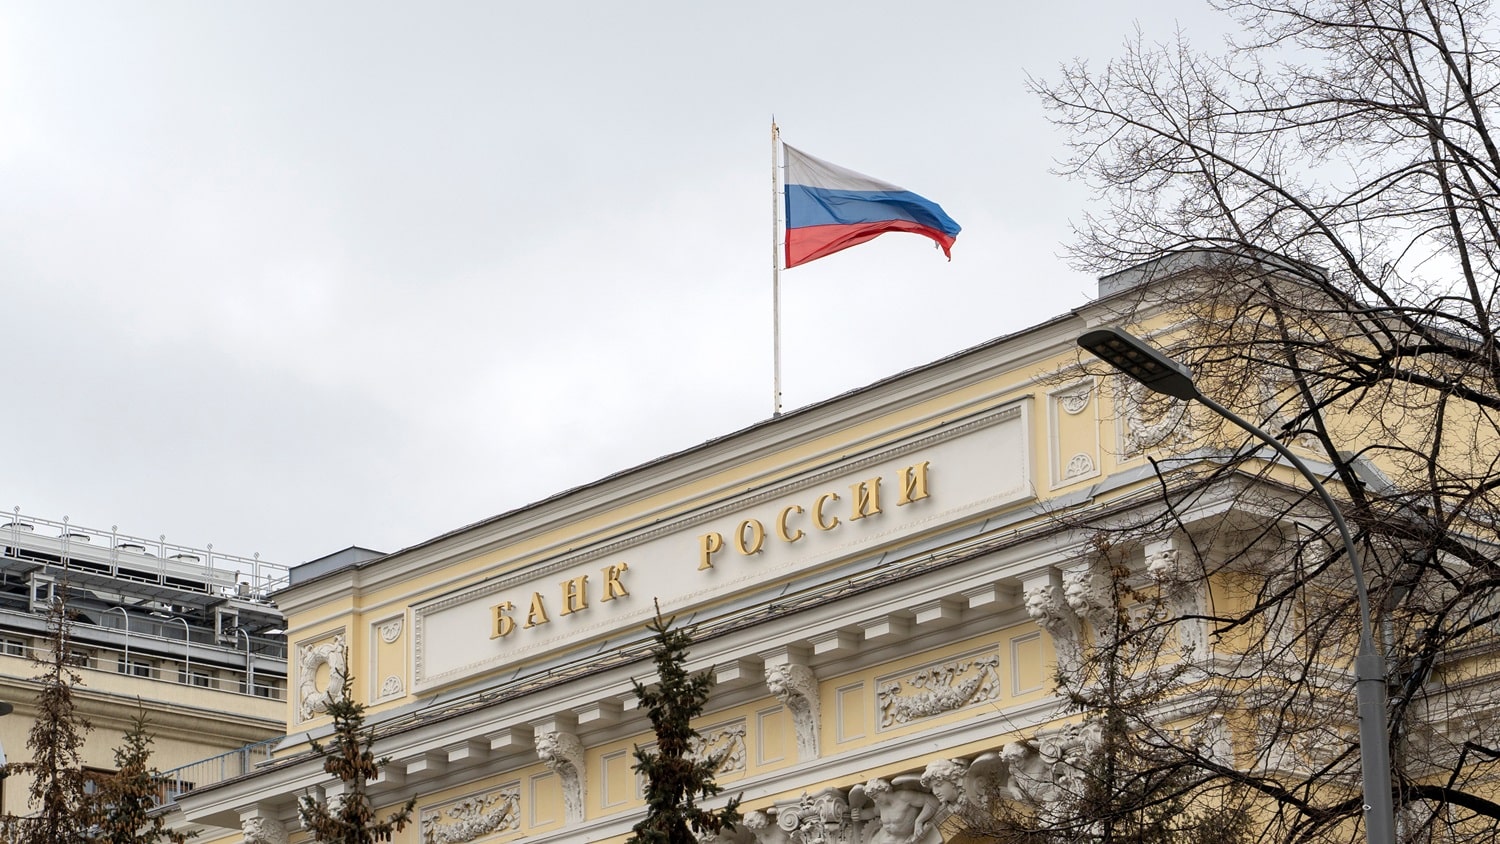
[1078,326,1394,844]
[104,606,130,671]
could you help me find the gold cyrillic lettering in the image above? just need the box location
[601,562,629,601]
[559,574,589,616]
[776,505,805,543]
[897,461,931,505]
[813,492,840,531]
[524,592,549,628]
[491,601,516,638]
[735,519,766,555]
[849,477,882,521]
[698,532,724,570]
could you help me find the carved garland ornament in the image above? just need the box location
[419,785,520,844]
[876,650,1001,729]
[297,634,348,722]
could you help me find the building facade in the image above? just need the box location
[0,511,289,817]
[166,258,1492,843]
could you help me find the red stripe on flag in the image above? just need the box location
[785,221,956,268]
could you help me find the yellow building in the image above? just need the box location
[166,254,1484,843]
[0,513,289,818]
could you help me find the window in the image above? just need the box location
[81,766,115,796]
[250,679,281,699]
[180,669,212,688]
[118,657,152,678]
[65,649,91,668]
[0,637,25,657]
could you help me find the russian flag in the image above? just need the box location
[783,143,961,269]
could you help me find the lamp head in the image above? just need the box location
[1078,327,1199,401]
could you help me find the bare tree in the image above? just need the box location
[1033,1,1500,842]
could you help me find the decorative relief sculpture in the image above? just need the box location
[743,810,793,844]
[766,662,820,761]
[876,650,1001,729]
[297,634,348,722]
[1057,382,1093,415]
[1001,722,1102,825]
[850,778,942,844]
[419,785,520,844]
[773,789,858,844]
[1122,381,1193,456]
[1146,541,1207,656]
[921,751,1002,814]
[697,825,755,843]
[1063,453,1096,479]
[535,730,586,824]
[241,815,289,844]
[635,719,749,796]
[696,720,749,774]
[378,616,404,644]
[1023,582,1083,681]
[380,675,404,699]
[1062,565,1115,634]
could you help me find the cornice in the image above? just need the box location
[275,313,1091,617]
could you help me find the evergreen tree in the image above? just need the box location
[297,663,414,844]
[1,592,92,843]
[627,604,741,844]
[91,707,193,844]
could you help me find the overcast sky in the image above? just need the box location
[0,1,1230,567]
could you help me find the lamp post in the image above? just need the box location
[105,606,130,671]
[1078,326,1394,844]
[151,613,192,684]
[233,627,255,695]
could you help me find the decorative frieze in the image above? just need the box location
[875,648,1001,730]
[419,784,520,844]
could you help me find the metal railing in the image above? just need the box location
[1,507,290,599]
[0,624,287,701]
[157,735,282,805]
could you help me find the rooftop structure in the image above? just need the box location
[0,507,290,817]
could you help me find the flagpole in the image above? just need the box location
[771,119,783,417]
